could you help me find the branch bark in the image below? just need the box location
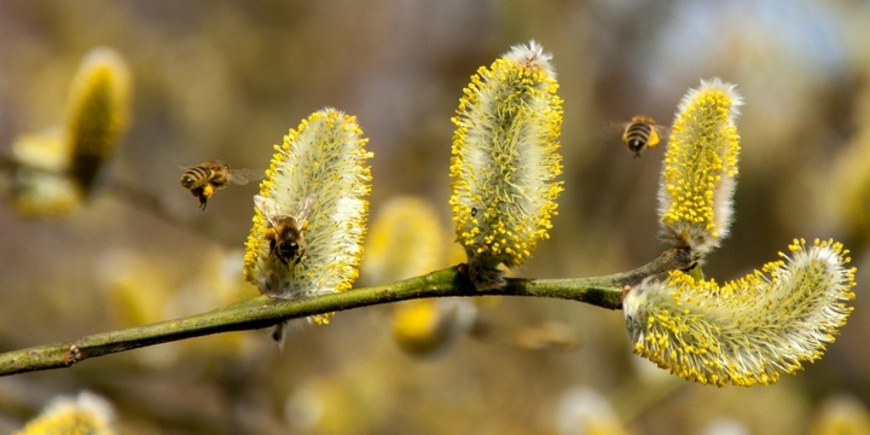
[0,247,691,377]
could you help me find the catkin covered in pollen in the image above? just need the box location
[244,108,372,313]
[658,78,742,259]
[449,40,564,289]
[623,239,856,387]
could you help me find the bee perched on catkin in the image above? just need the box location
[623,239,856,387]
[244,108,372,331]
[658,78,742,259]
[449,40,564,289]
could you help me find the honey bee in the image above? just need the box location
[180,161,257,210]
[254,194,313,267]
[621,116,663,158]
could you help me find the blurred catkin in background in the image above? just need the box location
[1,1,869,434]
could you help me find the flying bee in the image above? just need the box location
[621,115,663,158]
[180,161,258,210]
[254,194,313,267]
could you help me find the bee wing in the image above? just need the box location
[178,160,223,170]
[295,195,315,222]
[601,119,633,144]
[255,194,315,227]
[254,194,282,226]
[227,168,264,186]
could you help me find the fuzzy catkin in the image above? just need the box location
[624,239,856,386]
[449,40,564,289]
[658,78,742,258]
[244,108,372,309]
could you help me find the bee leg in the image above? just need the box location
[271,323,285,343]
[199,185,215,210]
[269,239,285,266]
[189,186,207,210]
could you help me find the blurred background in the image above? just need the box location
[1,0,870,433]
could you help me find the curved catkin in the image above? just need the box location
[623,239,856,387]
[449,40,564,289]
[65,47,132,195]
[243,108,372,315]
[658,78,742,259]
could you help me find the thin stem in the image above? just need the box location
[0,247,691,377]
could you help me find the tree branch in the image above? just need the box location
[0,247,691,377]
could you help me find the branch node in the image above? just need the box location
[64,343,83,367]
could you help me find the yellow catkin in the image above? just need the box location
[10,48,131,216]
[391,298,477,358]
[449,40,564,289]
[624,239,856,387]
[808,395,870,435]
[362,195,445,284]
[16,392,115,435]
[9,128,82,216]
[244,108,372,302]
[657,78,742,258]
[65,47,132,195]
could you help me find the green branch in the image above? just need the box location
[0,248,691,377]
